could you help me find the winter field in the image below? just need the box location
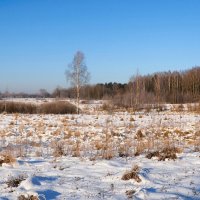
[0,99,200,200]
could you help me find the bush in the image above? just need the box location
[39,101,77,114]
[0,101,37,114]
[0,101,77,114]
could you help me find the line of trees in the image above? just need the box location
[129,67,200,104]
[51,82,128,100]
[52,66,200,107]
[1,65,200,107]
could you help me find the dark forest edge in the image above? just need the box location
[1,66,200,107]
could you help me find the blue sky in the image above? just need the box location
[0,0,200,93]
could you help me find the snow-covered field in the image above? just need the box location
[0,99,200,200]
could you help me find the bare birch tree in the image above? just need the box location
[65,51,90,114]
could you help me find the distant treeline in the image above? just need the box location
[52,67,200,106]
[1,67,200,106]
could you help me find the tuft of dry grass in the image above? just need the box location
[125,190,136,199]
[18,194,39,200]
[146,146,181,161]
[6,174,27,187]
[134,140,148,156]
[0,152,16,166]
[51,140,66,157]
[101,148,115,160]
[130,116,135,122]
[72,140,81,157]
[121,165,141,182]
[134,129,144,139]
[101,103,114,113]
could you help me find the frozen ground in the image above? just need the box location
[0,99,200,199]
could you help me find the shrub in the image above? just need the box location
[0,101,77,114]
[39,101,77,114]
[0,101,37,114]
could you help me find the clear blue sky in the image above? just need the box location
[1,0,200,93]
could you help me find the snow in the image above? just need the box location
[0,154,200,199]
[0,99,200,199]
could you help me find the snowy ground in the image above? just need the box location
[0,99,200,200]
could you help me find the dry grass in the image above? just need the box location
[72,140,81,157]
[51,140,66,157]
[0,152,16,166]
[0,101,77,114]
[6,174,27,187]
[0,101,37,114]
[101,103,114,113]
[187,103,200,113]
[134,140,149,156]
[125,190,136,199]
[39,101,76,114]
[134,129,144,139]
[18,195,39,200]
[130,116,135,122]
[121,165,141,182]
[0,102,198,161]
[101,148,115,160]
[146,146,182,161]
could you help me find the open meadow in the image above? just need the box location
[0,99,199,200]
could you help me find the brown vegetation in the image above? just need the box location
[18,195,39,200]
[54,67,200,108]
[125,190,136,199]
[51,140,66,157]
[121,165,141,182]
[39,101,76,114]
[0,101,77,114]
[6,174,27,187]
[146,147,182,161]
[0,101,37,114]
[0,152,16,166]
